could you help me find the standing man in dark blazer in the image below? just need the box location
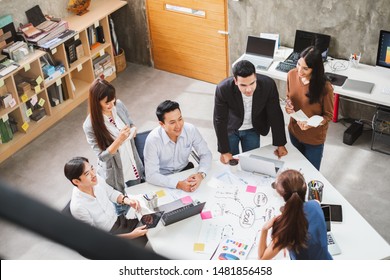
[213,60,288,164]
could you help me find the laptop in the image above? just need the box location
[322,205,342,256]
[276,30,330,73]
[342,79,375,94]
[241,36,275,70]
[238,154,284,177]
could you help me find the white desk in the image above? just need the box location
[126,143,390,260]
[235,48,390,122]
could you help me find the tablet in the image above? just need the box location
[321,204,343,222]
[137,211,164,229]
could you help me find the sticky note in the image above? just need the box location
[99,49,105,56]
[36,76,43,85]
[56,79,62,86]
[26,108,33,117]
[94,21,99,28]
[180,196,193,204]
[34,85,40,93]
[51,48,57,55]
[22,122,29,131]
[24,63,31,72]
[193,243,205,252]
[155,189,166,198]
[246,185,257,193]
[77,64,83,72]
[9,98,16,108]
[0,79,4,87]
[2,114,9,122]
[21,94,28,103]
[38,98,45,107]
[200,211,212,220]
[30,95,38,106]
[74,34,79,40]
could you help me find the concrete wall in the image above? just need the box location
[228,0,390,66]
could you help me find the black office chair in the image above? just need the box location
[134,130,152,165]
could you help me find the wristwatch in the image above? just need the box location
[198,172,206,179]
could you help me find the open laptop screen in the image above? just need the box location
[293,30,331,60]
[246,36,275,58]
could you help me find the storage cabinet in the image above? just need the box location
[0,0,126,163]
[371,107,390,155]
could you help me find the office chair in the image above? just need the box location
[134,129,152,165]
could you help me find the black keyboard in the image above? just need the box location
[276,61,296,73]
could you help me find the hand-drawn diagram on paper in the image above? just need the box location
[196,171,284,258]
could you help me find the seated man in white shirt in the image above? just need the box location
[64,156,148,246]
[144,100,212,192]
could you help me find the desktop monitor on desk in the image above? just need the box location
[376,30,390,69]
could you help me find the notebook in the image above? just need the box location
[322,205,342,256]
[238,154,284,177]
[241,36,275,70]
[342,79,375,94]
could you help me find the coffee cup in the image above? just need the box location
[308,180,324,202]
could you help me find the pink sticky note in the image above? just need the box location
[246,185,257,193]
[181,196,193,204]
[200,211,212,220]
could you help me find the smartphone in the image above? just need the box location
[321,204,343,222]
[137,211,164,229]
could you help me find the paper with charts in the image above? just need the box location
[195,171,284,259]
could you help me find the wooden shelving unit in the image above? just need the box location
[0,0,127,164]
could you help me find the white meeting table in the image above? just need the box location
[126,143,390,260]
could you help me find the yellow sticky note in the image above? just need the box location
[36,76,43,85]
[2,114,9,122]
[26,108,33,117]
[56,79,62,86]
[99,49,105,56]
[22,122,29,132]
[77,64,83,72]
[0,79,4,87]
[38,98,45,107]
[24,63,31,72]
[51,48,57,55]
[34,85,40,93]
[21,94,28,103]
[155,190,166,198]
[193,243,205,252]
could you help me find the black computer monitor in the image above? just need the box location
[293,30,331,61]
[376,30,390,69]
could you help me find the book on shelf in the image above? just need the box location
[19,23,42,38]
[39,29,77,50]
[27,20,69,47]
[0,118,14,143]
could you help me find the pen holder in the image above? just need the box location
[307,180,324,202]
[350,53,361,68]
[144,192,158,210]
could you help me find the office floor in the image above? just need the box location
[0,63,389,259]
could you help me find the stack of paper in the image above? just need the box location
[289,110,323,127]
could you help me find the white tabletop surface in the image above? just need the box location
[126,143,390,260]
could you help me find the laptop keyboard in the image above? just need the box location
[276,61,296,73]
[327,233,335,245]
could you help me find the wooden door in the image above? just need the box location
[146,0,228,84]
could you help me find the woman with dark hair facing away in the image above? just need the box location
[83,78,144,214]
[258,169,332,260]
[285,46,334,170]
